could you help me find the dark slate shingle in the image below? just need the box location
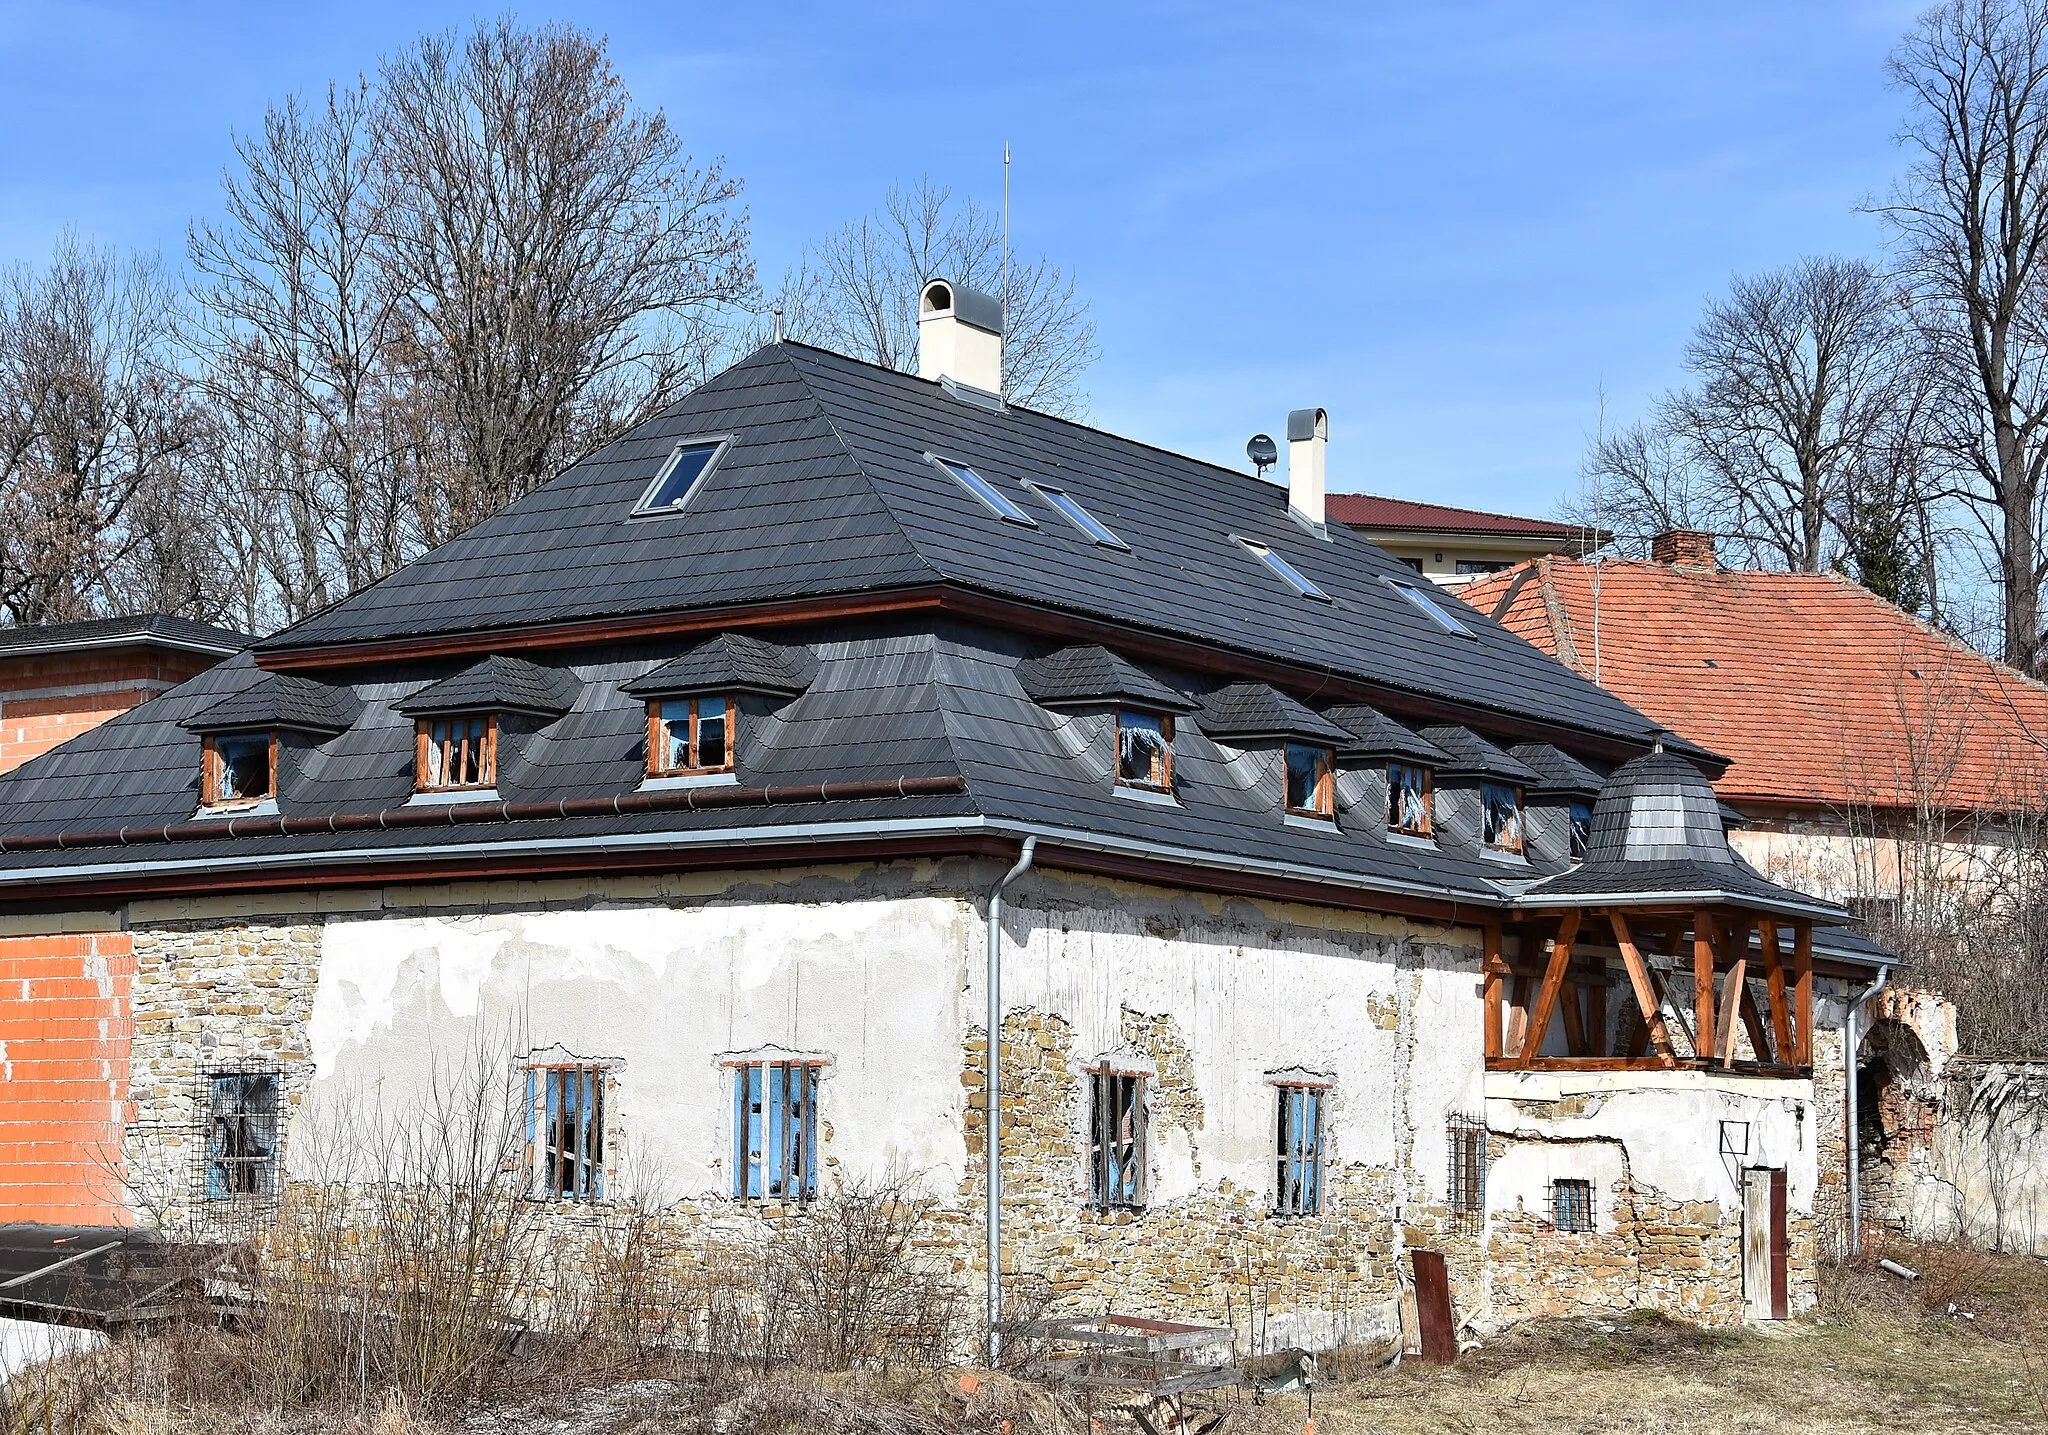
[1015,645,1197,713]
[396,655,580,718]
[1196,683,1354,744]
[182,673,359,735]
[622,632,818,699]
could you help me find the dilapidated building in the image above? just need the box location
[0,281,1887,1347]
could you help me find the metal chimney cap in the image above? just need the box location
[1287,407,1328,442]
[920,277,1004,335]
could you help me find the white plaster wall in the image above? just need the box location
[300,895,974,1199]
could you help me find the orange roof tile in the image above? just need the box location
[1462,558,2048,813]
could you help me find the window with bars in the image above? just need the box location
[1552,1177,1594,1233]
[202,733,276,808]
[733,1061,820,1202]
[1447,1117,1487,1230]
[1116,710,1173,792]
[1274,1084,1324,1216]
[205,1071,280,1201]
[649,695,732,775]
[528,1065,606,1201]
[417,714,496,791]
[1088,1066,1146,1210]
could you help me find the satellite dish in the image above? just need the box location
[1246,433,1278,475]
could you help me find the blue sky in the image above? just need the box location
[0,1,1919,515]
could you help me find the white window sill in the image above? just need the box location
[1283,813,1338,833]
[639,771,740,792]
[1113,784,1178,806]
[1481,848,1530,866]
[192,798,278,820]
[407,788,501,807]
[1387,830,1437,850]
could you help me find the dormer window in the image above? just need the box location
[1116,709,1173,791]
[202,733,275,809]
[649,695,733,776]
[1482,781,1525,854]
[1284,743,1334,819]
[417,714,496,792]
[1389,761,1433,837]
[1569,799,1594,863]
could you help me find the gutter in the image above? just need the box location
[984,836,1036,1365]
[1846,963,1890,1257]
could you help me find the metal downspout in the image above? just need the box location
[985,836,1037,1367]
[1846,965,1889,1258]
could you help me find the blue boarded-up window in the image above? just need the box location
[732,1061,820,1202]
[528,1065,606,1201]
[1274,1084,1324,1216]
[1088,1066,1145,1210]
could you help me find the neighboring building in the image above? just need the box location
[0,284,1881,1342]
[0,617,250,774]
[1326,493,1606,589]
[1463,530,2048,906]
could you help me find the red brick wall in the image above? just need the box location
[0,932,136,1224]
[0,648,220,773]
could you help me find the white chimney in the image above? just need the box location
[918,278,1004,396]
[1287,407,1327,528]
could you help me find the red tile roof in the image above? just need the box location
[1326,493,1595,539]
[1462,558,2048,813]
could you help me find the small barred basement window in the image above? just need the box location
[1088,1066,1146,1210]
[1274,1084,1324,1216]
[649,694,732,775]
[1116,710,1174,792]
[1447,1117,1487,1231]
[733,1061,820,1202]
[416,713,496,791]
[1481,781,1525,854]
[206,1071,280,1200]
[1284,743,1335,819]
[528,1064,606,1201]
[1552,1177,1594,1233]
[1389,761,1433,837]
[202,733,275,808]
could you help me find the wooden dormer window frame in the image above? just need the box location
[1283,742,1336,819]
[1115,708,1174,792]
[201,732,277,809]
[647,694,734,776]
[1388,760,1433,837]
[416,713,498,792]
[1481,780,1526,854]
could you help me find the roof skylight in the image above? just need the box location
[1390,579,1476,636]
[635,439,726,514]
[1237,539,1330,601]
[1030,483,1128,548]
[932,455,1035,525]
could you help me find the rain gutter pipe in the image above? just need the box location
[985,835,1036,1368]
[1846,962,1890,1258]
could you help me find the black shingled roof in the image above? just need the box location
[1196,683,1354,744]
[1016,645,1198,713]
[182,674,358,735]
[623,632,818,699]
[0,615,251,657]
[396,655,580,718]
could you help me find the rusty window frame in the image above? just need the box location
[1552,1177,1593,1233]
[731,1060,820,1202]
[204,1069,280,1202]
[1087,1065,1146,1210]
[1389,761,1433,837]
[1273,1084,1324,1216]
[201,732,276,808]
[1115,709,1173,792]
[526,1064,607,1201]
[647,695,735,776]
[1447,1115,1487,1231]
[416,713,497,791]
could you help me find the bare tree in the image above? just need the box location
[775,178,1098,416]
[1563,418,1710,556]
[374,20,753,540]
[1668,257,1909,571]
[1885,0,2048,671]
[0,236,198,624]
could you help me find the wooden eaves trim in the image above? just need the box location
[253,581,1697,769]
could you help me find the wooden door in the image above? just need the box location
[1770,1167,1789,1320]
[1742,1167,1772,1320]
